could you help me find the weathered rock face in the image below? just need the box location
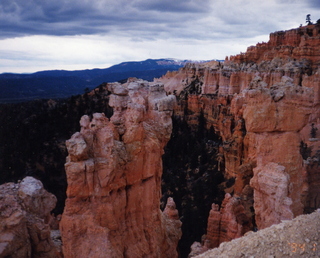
[0,176,59,258]
[229,24,320,67]
[189,193,251,256]
[242,75,314,228]
[60,80,181,258]
[157,25,320,255]
[250,162,294,228]
[216,193,251,244]
[204,193,251,249]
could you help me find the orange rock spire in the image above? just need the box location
[60,80,181,257]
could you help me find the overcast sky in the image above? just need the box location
[0,0,320,73]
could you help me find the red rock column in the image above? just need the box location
[205,204,221,248]
[60,80,181,258]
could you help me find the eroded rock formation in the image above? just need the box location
[2,24,320,258]
[0,176,59,258]
[189,193,251,256]
[229,24,320,67]
[58,25,320,257]
[250,162,294,229]
[156,24,320,254]
[60,80,181,258]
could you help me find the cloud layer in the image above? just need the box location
[0,0,212,38]
[3,0,317,39]
[1,0,320,73]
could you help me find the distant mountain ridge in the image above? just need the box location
[0,58,212,103]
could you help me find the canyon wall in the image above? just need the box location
[58,25,320,257]
[157,24,320,254]
[60,80,181,258]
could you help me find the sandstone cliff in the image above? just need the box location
[0,176,59,258]
[156,24,320,255]
[229,24,320,68]
[56,25,320,257]
[60,80,181,258]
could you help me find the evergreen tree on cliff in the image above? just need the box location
[306,14,312,25]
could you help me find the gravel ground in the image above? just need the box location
[196,209,320,258]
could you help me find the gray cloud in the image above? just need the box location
[2,0,320,73]
[0,0,212,39]
[132,0,211,13]
[1,0,320,41]
[307,0,320,9]
[0,0,282,42]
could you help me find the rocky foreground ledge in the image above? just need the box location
[194,209,320,258]
[0,176,60,257]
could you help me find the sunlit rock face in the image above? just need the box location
[60,79,181,258]
[157,24,320,255]
[0,176,59,258]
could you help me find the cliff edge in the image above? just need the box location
[195,209,320,258]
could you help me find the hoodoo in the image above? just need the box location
[60,80,181,257]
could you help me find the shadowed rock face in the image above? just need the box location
[161,103,226,257]
[60,80,181,258]
[0,176,59,258]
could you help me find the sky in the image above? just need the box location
[0,0,320,73]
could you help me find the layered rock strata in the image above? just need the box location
[0,176,59,258]
[60,80,181,258]
[156,24,320,252]
[229,24,320,67]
